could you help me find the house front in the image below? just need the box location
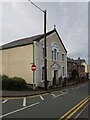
[0,28,67,88]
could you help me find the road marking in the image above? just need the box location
[2,100,8,104]
[67,97,90,119]
[72,86,80,90]
[0,102,40,118]
[59,96,90,119]
[60,91,64,94]
[51,93,56,97]
[75,102,90,119]
[52,90,59,93]
[40,95,44,100]
[53,91,68,98]
[23,97,26,107]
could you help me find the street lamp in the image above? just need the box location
[28,0,47,91]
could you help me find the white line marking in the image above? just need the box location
[60,91,64,94]
[60,89,69,93]
[53,92,68,98]
[75,102,90,119]
[0,102,40,118]
[23,97,26,107]
[2,100,8,104]
[72,86,80,90]
[51,93,56,97]
[40,95,44,100]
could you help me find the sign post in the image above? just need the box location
[31,64,36,71]
[31,64,36,90]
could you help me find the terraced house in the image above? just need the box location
[0,28,67,88]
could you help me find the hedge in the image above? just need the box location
[1,75,27,91]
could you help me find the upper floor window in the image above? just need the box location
[43,47,45,58]
[62,54,64,61]
[57,52,59,60]
[54,49,57,60]
[52,49,59,60]
[51,42,59,61]
[52,50,54,60]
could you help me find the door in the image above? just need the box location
[53,70,58,85]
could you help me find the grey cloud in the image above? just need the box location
[1,2,88,63]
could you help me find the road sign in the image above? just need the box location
[31,64,36,71]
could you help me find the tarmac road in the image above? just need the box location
[1,81,89,119]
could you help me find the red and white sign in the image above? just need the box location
[31,64,36,71]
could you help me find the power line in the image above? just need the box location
[28,0,44,13]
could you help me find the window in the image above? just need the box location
[52,49,59,60]
[43,48,45,58]
[51,42,59,61]
[54,49,57,60]
[62,54,64,61]
[57,52,59,60]
[42,66,45,80]
[62,67,64,76]
[52,50,54,60]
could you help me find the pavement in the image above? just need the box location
[1,81,89,97]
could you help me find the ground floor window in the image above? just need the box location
[42,66,45,80]
[62,67,65,76]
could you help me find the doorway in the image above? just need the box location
[53,70,58,85]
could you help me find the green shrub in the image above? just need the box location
[2,75,27,91]
[2,75,10,90]
[0,75,2,89]
[9,77,27,90]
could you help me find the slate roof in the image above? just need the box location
[67,57,77,63]
[0,28,67,53]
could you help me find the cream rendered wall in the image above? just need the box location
[38,32,67,83]
[81,62,88,73]
[47,32,67,79]
[0,44,33,84]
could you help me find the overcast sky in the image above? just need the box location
[1,1,88,63]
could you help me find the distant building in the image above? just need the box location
[0,28,67,88]
[75,57,85,76]
[67,58,77,78]
[81,61,88,73]
[88,65,90,79]
[67,57,85,78]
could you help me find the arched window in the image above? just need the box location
[52,50,54,60]
[54,49,57,60]
[51,42,59,61]
[62,54,64,61]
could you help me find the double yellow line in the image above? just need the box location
[59,96,90,120]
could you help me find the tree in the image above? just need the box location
[71,69,79,79]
